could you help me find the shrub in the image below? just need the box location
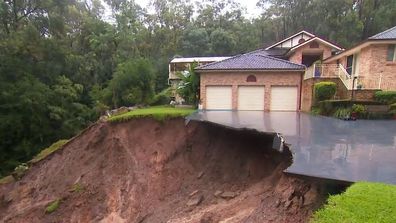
[333,108,351,119]
[311,107,322,115]
[150,88,172,106]
[351,104,366,114]
[374,91,396,104]
[12,163,29,180]
[318,100,382,115]
[45,199,60,214]
[314,82,337,101]
[389,103,396,111]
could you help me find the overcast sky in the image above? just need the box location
[134,0,262,18]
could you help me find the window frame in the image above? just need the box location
[387,44,396,62]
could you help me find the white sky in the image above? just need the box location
[134,0,262,19]
[102,0,262,22]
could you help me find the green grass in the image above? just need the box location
[108,106,196,123]
[71,183,84,193]
[0,175,14,185]
[312,182,396,223]
[29,139,69,164]
[45,199,60,214]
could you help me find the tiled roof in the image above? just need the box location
[369,25,396,40]
[195,50,305,71]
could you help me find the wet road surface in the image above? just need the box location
[187,111,396,184]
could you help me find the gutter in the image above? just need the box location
[195,69,306,73]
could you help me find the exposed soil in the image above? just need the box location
[0,118,328,223]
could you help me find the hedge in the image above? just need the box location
[314,82,337,101]
[374,91,396,104]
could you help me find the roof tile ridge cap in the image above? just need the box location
[255,54,306,67]
[369,25,396,39]
[196,54,244,69]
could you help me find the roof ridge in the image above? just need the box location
[196,54,243,69]
[369,25,396,39]
[255,54,305,68]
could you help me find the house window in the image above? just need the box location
[387,45,396,62]
[246,75,257,82]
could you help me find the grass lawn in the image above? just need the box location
[108,106,196,123]
[312,182,396,223]
[29,139,69,164]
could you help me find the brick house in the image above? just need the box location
[195,31,343,111]
[301,25,396,111]
[323,26,396,90]
[193,27,396,111]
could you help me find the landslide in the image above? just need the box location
[0,118,327,223]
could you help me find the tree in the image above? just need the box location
[182,27,210,56]
[106,59,155,108]
[177,63,200,105]
[210,28,236,55]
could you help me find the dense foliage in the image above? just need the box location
[374,91,396,104]
[0,0,395,176]
[314,82,337,101]
[177,63,200,105]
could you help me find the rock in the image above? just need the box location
[197,171,204,179]
[189,190,199,197]
[275,199,281,208]
[220,191,238,199]
[187,195,203,207]
[214,190,223,197]
[302,187,316,206]
[285,200,293,209]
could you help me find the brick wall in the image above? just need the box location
[200,71,303,110]
[289,41,334,64]
[353,90,376,101]
[301,78,348,112]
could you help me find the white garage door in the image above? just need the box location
[206,86,232,110]
[238,86,265,110]
[270,86,298,111]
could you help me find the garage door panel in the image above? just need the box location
[206,86,232,110]
[238,86,265,110]
[270,86,298,111]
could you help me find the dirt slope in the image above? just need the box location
[0,118,326,223]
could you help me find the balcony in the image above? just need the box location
[304,64,385,90]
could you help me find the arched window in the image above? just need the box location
[246,75,257,82]
[298,38,305,44]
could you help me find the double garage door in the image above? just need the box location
[206,86,298,111]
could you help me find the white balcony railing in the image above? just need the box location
[304,64,357,90]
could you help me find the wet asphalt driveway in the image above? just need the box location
[187,111,396,184]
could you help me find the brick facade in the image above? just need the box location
[289,41,334,64]
[326,43,396,90]
[200,71,303,111]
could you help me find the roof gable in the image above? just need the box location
[369,25,396,40]
[289,37,344,52]
[195,51,305,71]
[266,30,343,51]
[265,30,315,50]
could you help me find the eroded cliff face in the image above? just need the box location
[0,118,326,223]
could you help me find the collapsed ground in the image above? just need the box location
[0,118,332,222]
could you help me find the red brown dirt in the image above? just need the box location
[0,118,327,223]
